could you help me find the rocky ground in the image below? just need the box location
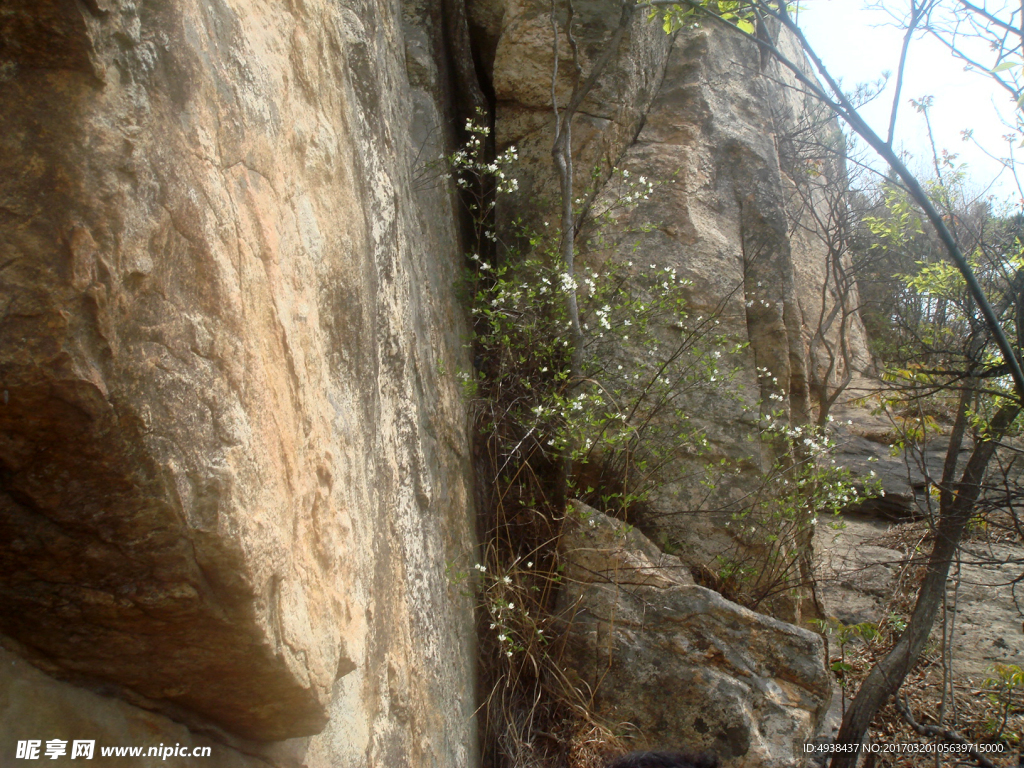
[812,512,1024,767]
[816,514,1024,680]
[809,380,1024,765]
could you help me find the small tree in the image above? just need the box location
[857,168,1024,754]
[641,0,1024,762]
[776,97,867,425]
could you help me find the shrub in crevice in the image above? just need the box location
[449,117,866,766]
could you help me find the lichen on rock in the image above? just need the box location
[558,503,832,767]
[0,0,872,765]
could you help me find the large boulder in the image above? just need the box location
[0,0,477,761]
[558,504,832,767]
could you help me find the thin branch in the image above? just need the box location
[894,695,1000,768]
[887,0,926,147]
[958,0,1022,39]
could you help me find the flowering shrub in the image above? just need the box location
[449,113,519,253]
[714,411,874,613]
[469,219,744,523]
[449,116,871,765]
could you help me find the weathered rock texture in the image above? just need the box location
[0,643,273,767]
[1,0,872,764]
[816,514,1024,680]
[487,0,675,225]
[484,7,871,569]
[559,504,832,767]
[0,0,476,763]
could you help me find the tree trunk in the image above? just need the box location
[829,401,1020,767]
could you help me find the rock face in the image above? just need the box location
[599,23,872,563]
[0,0,868,765]
[484,5,872,571]
[0,0,476,763]
[0,644,272,767]
[559,504,832,767]
[487,0,675,228]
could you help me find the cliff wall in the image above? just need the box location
[1,1,862,766]
[481,3,871,571]
[0,1,476,765]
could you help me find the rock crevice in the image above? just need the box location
[1,1,867,765]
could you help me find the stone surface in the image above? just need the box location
[485,8,872,572]
[827,382,970,521]
[0,0,476,761]
[559,504,832,767]
[563,501,696,589]
[0,642,277,767]
[485,0,676,233]
[816,515,1024,680]
[591,24,871,565]
[815,515,901,628]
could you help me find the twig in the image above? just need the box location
[894,695,1000,768]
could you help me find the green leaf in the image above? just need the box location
[992,61,1019,73]
[736,18,755,34]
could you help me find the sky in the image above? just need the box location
[796,0,1023,203]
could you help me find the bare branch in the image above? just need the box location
[894,695,1000,768]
